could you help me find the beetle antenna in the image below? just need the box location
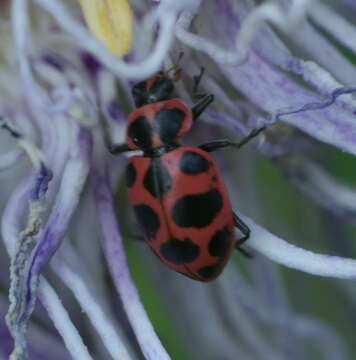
[192,67,206,99]
[165,52,184,81]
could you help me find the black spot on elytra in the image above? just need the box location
[143,159,172,198]
[160,237,200,264]
[155,107,185,144]
[197,263,222,279]
[209,227,232,257]
[179,151,210,175]
[172,189,223,228]
[128,116,152,150]
[133,204,160,241]
[126,163,137,188]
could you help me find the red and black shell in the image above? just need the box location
[126,146,236,281]
[124,88,237,281]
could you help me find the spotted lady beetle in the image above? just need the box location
[110,64,263,281]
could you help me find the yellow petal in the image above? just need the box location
[78,0,133,57]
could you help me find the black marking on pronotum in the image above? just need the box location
[197,262,222,279]
[128,116,153,150]
[172,189,223,228]
[143,159,173,198]
[148,77,174,102]
[133,204,160,240]
[208,226,232,257]
[131,81,147,108]
[179,151,210,175]
[132,76,174,108]
[155,106,185,144]
[160,237,200,264]
[126,163,137,188]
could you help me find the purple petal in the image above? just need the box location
[3,128,92,360]
[279,156,356,222]
[224,53,356,154]
[41,53,65,72]
[195,1,356,154]
[91,142,170,360]
[80,52,102,77]
[309,2,356,55]
[25,127,91,292]
[30,162,53,201]
[0,149,24,172]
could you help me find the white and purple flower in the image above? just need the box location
[1,0,356,359]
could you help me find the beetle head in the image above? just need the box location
[132,74,175,108]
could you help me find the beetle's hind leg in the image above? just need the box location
[234,213,250,245]
[233,212,253,258]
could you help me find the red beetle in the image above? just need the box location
[110,69,263,281]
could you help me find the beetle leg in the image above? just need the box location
[233,213,250,245]
[192,67,205,95]
[165,51,184,80]
[233,126,266,149]
[191,94,214,120]
[199,139,234,152]
[233,213,253,258]
[108,142,131,154]
[199,127,266,152]
[191,67,214,120]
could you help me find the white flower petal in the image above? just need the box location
[243,214,356,278]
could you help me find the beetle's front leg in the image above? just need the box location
[108,142,131,154]
[191,94,214,121]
